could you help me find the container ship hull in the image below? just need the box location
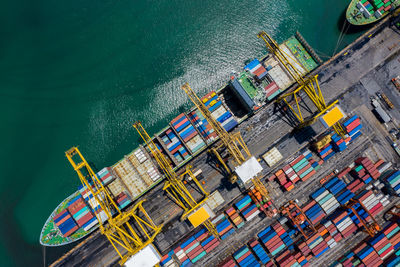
[346,0,399,26]
[40,33,320,247]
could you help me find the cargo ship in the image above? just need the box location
[346,0,399,25]
[40,34,320,247]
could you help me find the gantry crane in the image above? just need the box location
[344,199,381,237]
[180,83,270,205]
[280,200,316,239]
[133,122,220,238]
[257,31,347,138]
[65,147,162,265]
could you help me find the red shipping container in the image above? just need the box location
[290,155,305,167]
[76,212,94,227]
[205,241,219,253]
[297,164,312,175]
[345,119,360,132]
[171,113,186,125]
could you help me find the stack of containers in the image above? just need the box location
[187,109,217,143]
[96,167,115,185]
[355,190,386,219]
[334,251,360,266]
[159,252,178,267]
[321,221,340,249]
[115,192,131,210]
[67,196,95,229]
[311,186,340,216]
[160,128,190,163]
[201,91,238,132]
[264,81,281,101]
[249,188,275,213]
[353,242,383,266]
[177,232,206,265]
[305,230,330,258]
[350,164,373,184]
[275,169,295,191]
[244,59,268,80]
[323,177,354,206]
[212,214,235,240]
[225,206,245,229]
[290,152,317,181]
[343,115,363,141]
[368,232,394,260]
[384,248,400,267]
[303,199,326,225]
[200,234,220,254]
[377,161,392,174]
[346,178,364,194]
[317,142,335,160]
[383,222,400,252]
[78,186,108,224]
[275,249,309,266]
[171,113,206,154]
[218,257,237,267]
[296,240,312,259]
[337,166,351,179]
[331,133,347,152]
[248,240,273,266]
[330,210,357,238]
[257,225,286,256]
[234,195,260,222]
[232,245,259,267]
[384,170,400,196]
[147,166,161,182]
[355,157,381,180]
[53,210,79,237]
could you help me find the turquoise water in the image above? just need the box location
[0,0,365,266]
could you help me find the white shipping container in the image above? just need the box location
[83,220,98,231]
[245,210,260,221]
[325,204,340,215]
[211,106,227,120]
[315,191,329,202]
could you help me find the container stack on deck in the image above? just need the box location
[67,196,96,230]
[160,127,190,163]
[171,113,206,155]
[244,59,268,80]
[187,110,217,143]
[201,91,238,132]
[53,210,79,237]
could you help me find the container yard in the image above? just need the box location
[48,12,400,267]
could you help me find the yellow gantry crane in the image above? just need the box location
[257,31,346,138]
[181,83,270,203]
[133,122,220,238]
[65,147,162,265]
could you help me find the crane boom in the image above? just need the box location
[257,31,346,137]
[181,83,270,202]
[133,122,219,238]
[66,147,162,265]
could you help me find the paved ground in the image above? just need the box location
[51,16,400,267]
